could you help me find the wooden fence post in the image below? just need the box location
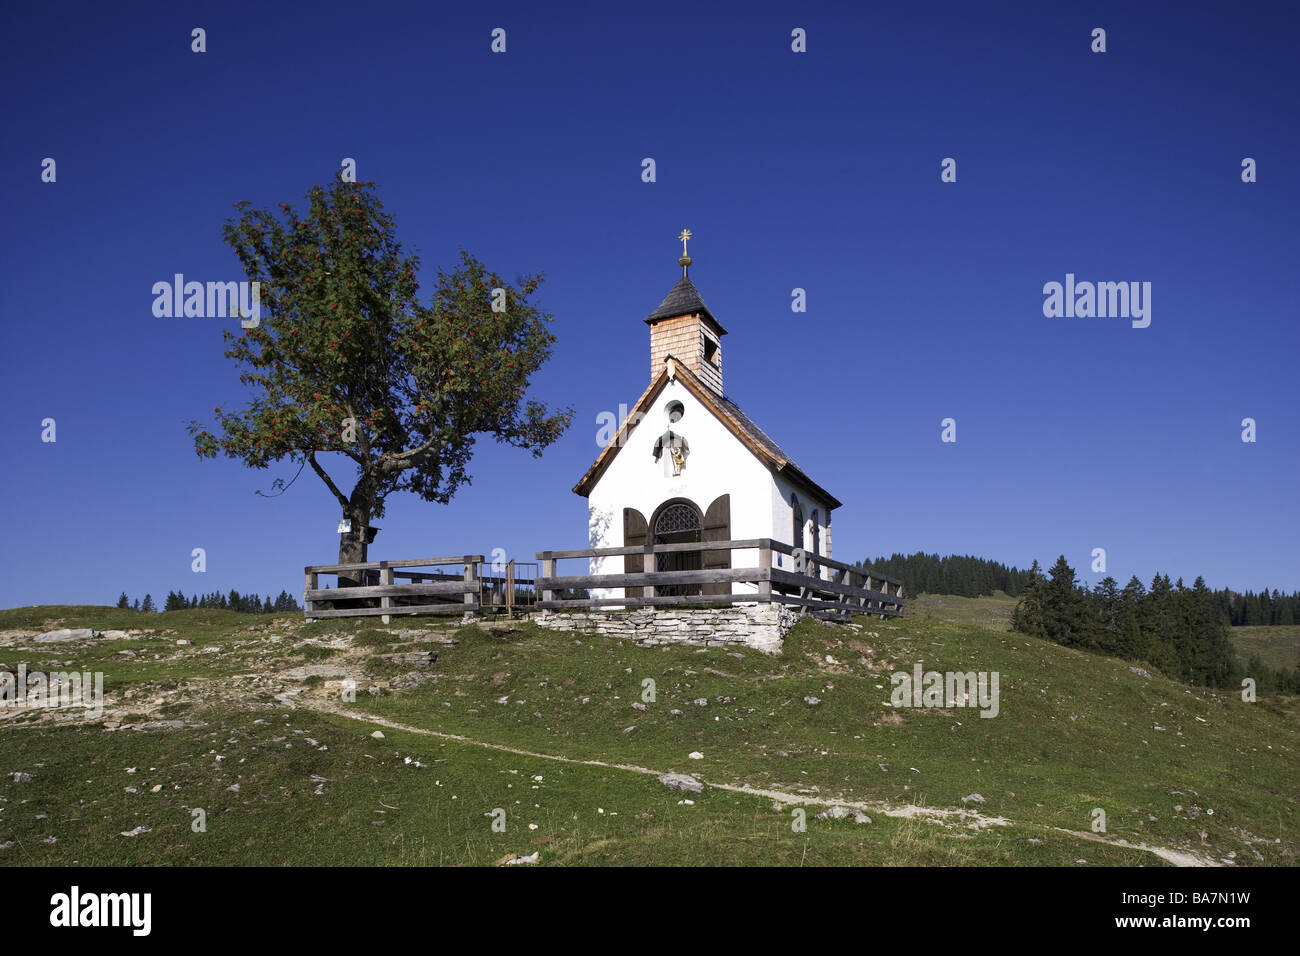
[540,553,555,606]
[380,565,394,624]
[757,540,772,603]
[506,560,515,617]
[304,568,318,620]
[463,557,479,619]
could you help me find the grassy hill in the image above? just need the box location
[904,591,1018,631]
[1231,624,1300,673]
[0,600,1295,866]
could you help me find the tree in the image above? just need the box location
[1093,576,1120,653]
[132,598,140,612]
[187,176,573,587]
[116,592,130,609]
[1188,576,1235,688]
[141,594,155,613]
[273,589,300,613]
[1043,555,1087,647]
[1011,560,1047,637]
[1117,575,1146,659]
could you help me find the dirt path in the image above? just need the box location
[294,692,1224,867]
[1052,827,1223,868]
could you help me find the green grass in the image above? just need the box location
[905,591,1018,631]
[1231,624,1300,673]
[1,599,1295,866]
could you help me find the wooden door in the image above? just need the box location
[623,508,647,599]
[701,494,731,596]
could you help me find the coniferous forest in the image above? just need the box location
[114,590,302,615]
[1011,557,1298,695]
[859,553,1028,597]
[857,552,1298,695]
[860,552,1298,627]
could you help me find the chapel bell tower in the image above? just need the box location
[644,229,727,396]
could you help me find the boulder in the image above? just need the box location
[816,806,871,824]
[658,773,704,794]
[378,650,438,669]
[33,628,95,643]
[389,671,433,690]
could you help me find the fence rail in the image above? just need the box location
[535,538,903,621]
[304,543,903,623]
[304,555,483,622]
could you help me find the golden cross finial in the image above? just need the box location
[677,228,693,277]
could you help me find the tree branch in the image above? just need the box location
[381,433,443,472]
[308,450,351,512]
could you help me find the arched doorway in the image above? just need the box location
[652,499,702,596]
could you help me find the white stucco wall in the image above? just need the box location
[583,377,833,598]
[772,472,834,577]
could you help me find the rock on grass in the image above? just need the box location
[658,773,704,794]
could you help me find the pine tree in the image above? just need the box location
[1044,556,1087,647]
[132,598,140,611]
[1142,574,1178,675]
[141,594,155,613]
[1012,560,1047,637]
[273,590,301,613]
[116,592,130,609]
[1093,577,1120,654]
[1117,576,1146,660]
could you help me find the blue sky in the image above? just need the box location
[3,0,1296,608]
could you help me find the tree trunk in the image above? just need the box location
[336,490,377,609]
[338,519,369,589]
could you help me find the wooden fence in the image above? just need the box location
[304,556,484,622]
[304,543,903,623]
[535,538,903,620]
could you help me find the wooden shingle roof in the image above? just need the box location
[644,276,727,334]
[573,357,841,509]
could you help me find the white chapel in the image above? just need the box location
[573,231,840,599]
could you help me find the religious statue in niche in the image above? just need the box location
[653,429,690,476]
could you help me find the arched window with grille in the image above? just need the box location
[652,499,703,596]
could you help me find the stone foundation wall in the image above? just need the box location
[534,603,798,654]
